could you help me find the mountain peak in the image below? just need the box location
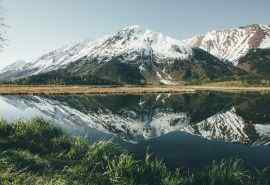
[93,25,193,60]
[113,25,161,42]
[185,24,270,65]
[121,25,142,31]
[206,24,270,33]
[239,24,270,30]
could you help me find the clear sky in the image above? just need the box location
[0,0,269,69]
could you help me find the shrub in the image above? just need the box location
[0,119,269,185]
[194,159,250,185]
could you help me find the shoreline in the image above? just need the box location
[0,85,270,95]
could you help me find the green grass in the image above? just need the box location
[0,119,269,185]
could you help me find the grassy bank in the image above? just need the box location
[0,119,269,185]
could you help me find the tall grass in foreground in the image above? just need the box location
[0,119,269,185]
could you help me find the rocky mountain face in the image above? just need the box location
[184,24,270,65]
[0,25,243,85]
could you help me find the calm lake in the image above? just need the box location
[1,92,270,168]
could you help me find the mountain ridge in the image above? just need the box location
[0,25,192,84]
[184,24,270,65]
[2,24,270,85]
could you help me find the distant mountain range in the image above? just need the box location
[0,24,270,85]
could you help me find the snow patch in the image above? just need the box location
[260,36,270,49]
[156,71,177,85]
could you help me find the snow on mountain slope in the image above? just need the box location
[184,24,270,65]
[259,25,270,48]
[83,25,192,61]
[28,41,93,75]
[260,37,270,48]
[1,25,192,80]
[0,60,27,73]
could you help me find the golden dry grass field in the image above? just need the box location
[0,84,270,95]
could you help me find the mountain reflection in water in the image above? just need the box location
[1,92,270,168]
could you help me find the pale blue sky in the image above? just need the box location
[0,0,269,69]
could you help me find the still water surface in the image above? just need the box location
[1,92,270,168]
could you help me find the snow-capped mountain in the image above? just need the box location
[0,26,190,79]
[0,40,94,81]
[84,25,192,61]
[184,24,270,65]
[0,25,241,84]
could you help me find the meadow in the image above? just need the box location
[0,119,269,185]
[1,84,270,95]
